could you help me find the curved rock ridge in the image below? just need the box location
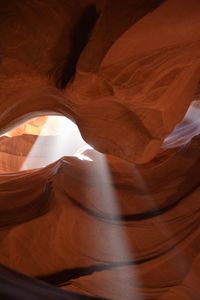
[66,0,200,163]
[0,0,199,163]
[0,134,200,298]
[0,1,200,299]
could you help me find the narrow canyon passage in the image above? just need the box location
[0,1,200,299]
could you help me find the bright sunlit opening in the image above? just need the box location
[21,116,93,170]
[162,101,200,149]
[0,116,93,172]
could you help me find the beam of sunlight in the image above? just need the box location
[130,163,189,280]
[131,164,179,237]
[84,150,141,299]
[131,164,171,226]
[20,116,89,170]
[8,115,141,296]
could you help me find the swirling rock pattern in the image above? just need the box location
[0,1,200,299]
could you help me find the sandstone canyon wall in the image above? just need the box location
[0,1,200,299]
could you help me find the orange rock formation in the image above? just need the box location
[0,1,200,299]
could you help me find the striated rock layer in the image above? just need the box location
[0,141,200,299]
[0,0,200,299]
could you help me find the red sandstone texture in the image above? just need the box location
[0,1,200,299]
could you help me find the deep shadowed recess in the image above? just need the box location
[56,0,165,89]
[56,5,99,89]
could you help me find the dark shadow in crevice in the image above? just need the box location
[0,264,106,300]
[56,5,99,89]
[37,246,173,287]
